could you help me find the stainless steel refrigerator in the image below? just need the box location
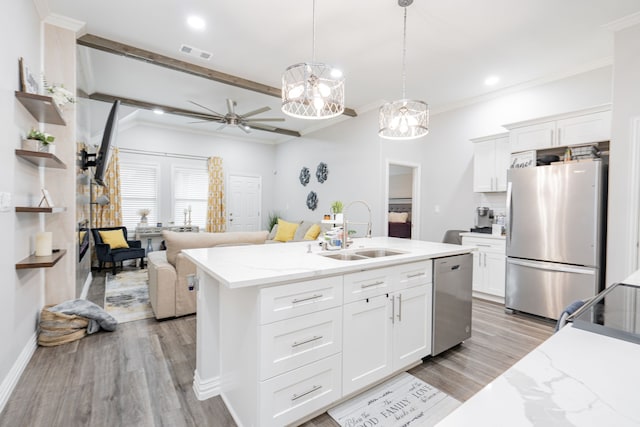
[505,160,607,320]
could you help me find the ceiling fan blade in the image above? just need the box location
[241,106,271,118]
[226,99,236,115]
[244,118,285,122]
[188,119,220,124]
[189,100,224,116]
[248,123,277,132]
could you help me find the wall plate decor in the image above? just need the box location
[306,191,318,211]
[299,166,310,186]
[316,162,328,183]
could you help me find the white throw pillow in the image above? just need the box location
[389,212,409,223]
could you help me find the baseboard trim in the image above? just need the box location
[0,332,37,414]
[80,271,93,300]
[192,369,221,401]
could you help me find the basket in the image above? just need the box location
[38,305,90,347]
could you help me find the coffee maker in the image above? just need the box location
[473,207,494,232]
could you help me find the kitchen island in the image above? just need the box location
[183,236,472,427]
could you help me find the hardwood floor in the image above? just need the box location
[0,271,554,427]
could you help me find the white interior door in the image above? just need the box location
[228,175,261,232]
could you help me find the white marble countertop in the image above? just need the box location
[183,236,473,289]
[438,268,640,427]
[459,232,506,240]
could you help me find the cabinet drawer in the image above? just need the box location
[259,354,342,427]
[395,260,432,290]
[260,276,343,324]
[461,236,505,253]
[343,266,394,304]
[260,307,342,381]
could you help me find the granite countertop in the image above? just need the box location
[437,269,640,426]
[183,236,473,289]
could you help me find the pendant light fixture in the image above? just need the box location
[379,0,429,140]
[281,0,345,119]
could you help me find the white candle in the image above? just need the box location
[35,232,52,256]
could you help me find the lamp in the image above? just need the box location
[281,0,345,119]
[379,0,429,140]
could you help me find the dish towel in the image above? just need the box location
[555,299,586,332]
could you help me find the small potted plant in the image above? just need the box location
[331,200,344,222]
[23,129,56,153]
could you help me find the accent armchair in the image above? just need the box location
[91,226,146,275]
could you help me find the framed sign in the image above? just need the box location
[39,188,54,207]
[510,150,535,168]
[19,57,39,94]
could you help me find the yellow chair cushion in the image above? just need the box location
[99,230,129,249]
[303,224,321,240]
[273,219,299,242]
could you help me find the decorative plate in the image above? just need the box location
[299,166,310,186]
[316,162,328,183]
[306,191,318,211]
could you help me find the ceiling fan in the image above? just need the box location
[188,98,285,134]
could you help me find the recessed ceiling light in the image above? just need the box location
[484,75,500,86]
[153,108,164,115]
[187,15,206,30]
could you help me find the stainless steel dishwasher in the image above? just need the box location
[432,253,473,356]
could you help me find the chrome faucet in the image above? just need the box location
[342,200,372,248]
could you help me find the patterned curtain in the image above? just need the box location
[93,147,122,228]
[206,156,226,232]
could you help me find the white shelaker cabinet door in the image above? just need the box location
[557,111,612,147]
[494,136,511,191]
[473,141,495,192]
[392,284,432,369]
[485,251,506,298]
[471,249,486,293]
[342,294,393,396]
[510,121,556,152]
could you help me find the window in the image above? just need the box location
[120,162,159,232]
[173,166,208,229]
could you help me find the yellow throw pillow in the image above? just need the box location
[303,224,321,240]
[273,219,299,242]
[99,230,129,249]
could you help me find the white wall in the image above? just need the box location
[116,123,278,229]
[0,0,43,410]
[607,20,640,286]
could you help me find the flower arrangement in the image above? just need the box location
[27,129,55,145]
[137,208,151,217]
[43,78,75,107]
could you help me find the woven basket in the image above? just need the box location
[38,305,90,347]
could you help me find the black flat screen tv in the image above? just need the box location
[93,100,120,186]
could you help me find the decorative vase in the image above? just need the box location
[146,238,153,254]
[21,139,39,151]
[41,144,55,154]
[140,214,148,225]
[333,213,344,223]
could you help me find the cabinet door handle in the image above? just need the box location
[407,272,425,278]
[477,244,491,247]
[397,293,402,322]
[484,253,487,267]
[292,335,323,348]
[478,253,482,268]
[550,129,554,144]
[361,280,384,289]
[291,384,322,401]
[390,295,395,324]
[557,128,561,146]
[292,294,323,304]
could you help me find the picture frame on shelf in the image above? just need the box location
[18,57,39,94]
[39,188,54,207]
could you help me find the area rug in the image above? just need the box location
[328,372,461,427]
[104,269,154,323]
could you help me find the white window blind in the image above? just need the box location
[173,166,208,229]
[120,162,159,232]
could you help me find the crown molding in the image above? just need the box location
[603,11,640,32]
[43,13,86,34]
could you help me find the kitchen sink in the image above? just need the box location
[319,248,407,261]
[353,248,406,258]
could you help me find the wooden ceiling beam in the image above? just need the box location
[89,92,302,138]
[78,34,358,118]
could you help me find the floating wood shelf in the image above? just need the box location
[15,206,66,213]
[16,249,66,269]
[15,91,66,125]
[15,149,67,169]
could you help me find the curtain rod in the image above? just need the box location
[118,147,209,161]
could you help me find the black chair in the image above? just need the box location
[91,226,145,275]
[442,229,466,245]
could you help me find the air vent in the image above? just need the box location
[179,44,212,61]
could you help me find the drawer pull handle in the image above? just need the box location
[291,384,322,401]
[361,281,384,289]
[292,294,323,304]
[407,272,425,278]
[292,335,323,348]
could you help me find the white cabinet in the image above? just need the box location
[342,262,432,396]
[472,133,510,192]
[461,235,506,302]
[506,106,611,153]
